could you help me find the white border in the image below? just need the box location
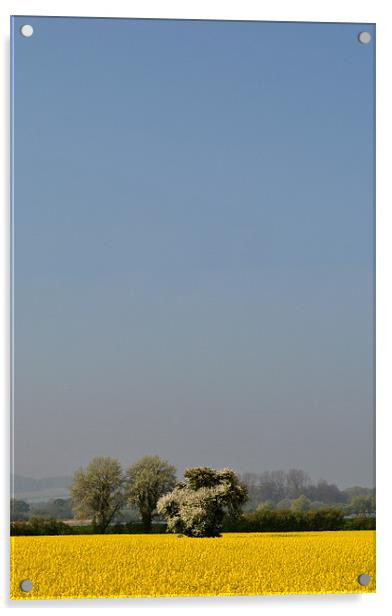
[1,1,391,614]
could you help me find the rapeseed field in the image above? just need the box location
[10,531,375,599]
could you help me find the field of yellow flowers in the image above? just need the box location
[10,531,375,599]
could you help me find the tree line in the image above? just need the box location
[239,469,375,513]
[11,456,247,537]
[11,456,375,537]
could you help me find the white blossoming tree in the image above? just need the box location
[157,467,248,537]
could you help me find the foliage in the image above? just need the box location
[290,494,311,512]
[348,495,376,516]
[240,469,358,509]
[276,498,292,510]
[348,516,376,530]
[256,500,275,511]
[11,517,73,536]
[343,486,375,501]
[126,455,176,532]
[10,499,30,521]
[70,457,126,533]
[308,500,324,510]
[223,508,346,532]
[30,498,74,520]
[306,479,346,503]
[10,510,374,536]
[157,467,248,537]
[285,469,311,498]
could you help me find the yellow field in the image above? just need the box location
[10,531,375,599]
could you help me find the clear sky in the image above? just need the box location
[12,17,375,487]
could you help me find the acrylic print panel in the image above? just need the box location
[10,16,375,599]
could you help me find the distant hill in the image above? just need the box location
[12,475,73,503]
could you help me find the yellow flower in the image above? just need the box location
[10,531,375,599]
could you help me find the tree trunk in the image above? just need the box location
[141,512,152,533]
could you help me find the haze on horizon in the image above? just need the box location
[11,466,372,493]
[12,18,375,489]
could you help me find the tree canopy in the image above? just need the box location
[126,455,177,532]
[70,457,125,533]
[157,466,248,537]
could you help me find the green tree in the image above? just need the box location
[256,500,275,511]
[10,498,30,521]
[70,457,125,533]
[157,467,248,537]
[290,494,311,512]
[276,498,292,510]
[126,455,176,532]
[349,495,376,517]
[309,500,324,510]
[286,469,311,498]
[30,498,74,520]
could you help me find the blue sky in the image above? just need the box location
[12,17,375,486]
